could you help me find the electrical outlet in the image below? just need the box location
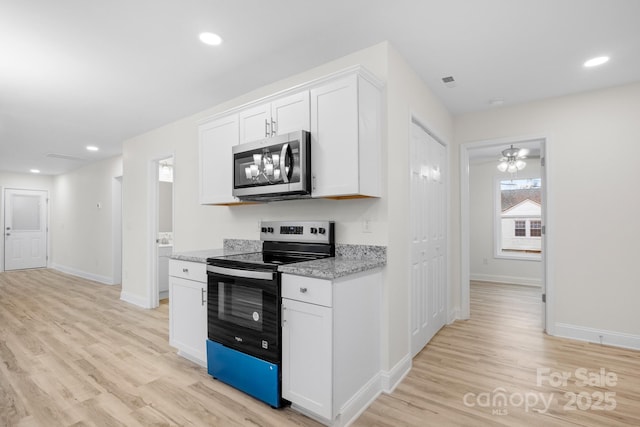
[362,219,372,233]
[483,258,488,265]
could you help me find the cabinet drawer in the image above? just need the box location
[169,260,207,282]
[282,274,332,307]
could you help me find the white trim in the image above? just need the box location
[460,134,552,329]
[51,263,115,285]
[337,373,383,427]
[380,353,411,394]
[147,153,175,310]
[555,323,640,351]
[120,290,152,309]
[493,175,543,261]
[112,176,123,285]
[470,274,542,287]
[448,307,460,324]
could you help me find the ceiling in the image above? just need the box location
[2,0,639,175]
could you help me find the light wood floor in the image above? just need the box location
[2,272,639,426]
[355,281,640,427]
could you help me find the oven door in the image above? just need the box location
[232,130,311,200]
[207,265,280,363]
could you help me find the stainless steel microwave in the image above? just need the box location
[232,130,311,201]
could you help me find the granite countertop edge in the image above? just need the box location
[170,241,387,279]
[278,257,386,280]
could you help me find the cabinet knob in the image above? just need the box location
[182,268,189,273]
[299,287,308,293]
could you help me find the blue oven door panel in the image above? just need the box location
[207,340,282,408]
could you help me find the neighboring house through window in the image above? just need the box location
[496,178,542,260]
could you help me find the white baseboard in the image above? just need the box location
[120,291,151,309]
[448,307,460,323]
[380,353,411,394]
[471,273,541,287]
[339,373,383,427]
[554,323,640,351]
[51,263,115,285]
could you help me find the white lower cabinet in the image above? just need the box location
[281,270,382,426]
[169,260,207,366]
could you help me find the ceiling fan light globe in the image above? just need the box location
[497,162,508,172]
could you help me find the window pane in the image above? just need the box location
[11,195,41,231]
[499,178,542,256]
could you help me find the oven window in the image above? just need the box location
[218,282,263,331]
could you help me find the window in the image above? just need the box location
[530,220,542,237]
[495,178,542,260]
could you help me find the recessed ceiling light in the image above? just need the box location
[30,169,40,174]
[199,32,223,46]
[86,145,99,151]
[584,56,610,67]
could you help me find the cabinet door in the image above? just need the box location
[199,114,238,204]
[169,276,207,365]
[310,75,360,197]
[271,91,310,136]
[239,103,271,143]
[282,298,333,420]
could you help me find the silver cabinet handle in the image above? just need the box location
[265,119,270,137]
[182,268,189,273]
[271,119,277,136]
[299,287,308,293]
[201,288,206,306]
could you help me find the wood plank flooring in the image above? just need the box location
[354,282,640,427]
[2,271,640,426]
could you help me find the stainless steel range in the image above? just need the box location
[206,220,335,407]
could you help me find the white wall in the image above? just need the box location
[0,172,54,271]
[455,82,640,344]
[469,159,542,286]
[51,156,123,284]
[121,41,453,375]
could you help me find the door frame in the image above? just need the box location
[408,114,451,357]
[459,134,554,334]
[2,187,50,272]
[147,153,175,309]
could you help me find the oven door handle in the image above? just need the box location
[207,265,274,281]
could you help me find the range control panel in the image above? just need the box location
[260,220,335,243]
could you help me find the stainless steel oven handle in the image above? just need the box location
[280,143,290,183]
[207,265,274,281]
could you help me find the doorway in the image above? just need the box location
[409,119,448,357]
[460,137,552,332]
[149,155,174,308]
[3,188,48,271]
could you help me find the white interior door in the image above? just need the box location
[410,122,447,357]
[4,189,48,271]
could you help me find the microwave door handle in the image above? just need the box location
[280,143,290,183]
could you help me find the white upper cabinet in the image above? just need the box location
[239,91,310,143]
[198,66,382,205]
[199,114,239,205]
[310,72,382,199]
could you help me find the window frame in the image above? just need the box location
[494,176,542,261]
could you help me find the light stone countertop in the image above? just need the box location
[170,240,387,279]
[278,256,385,280]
